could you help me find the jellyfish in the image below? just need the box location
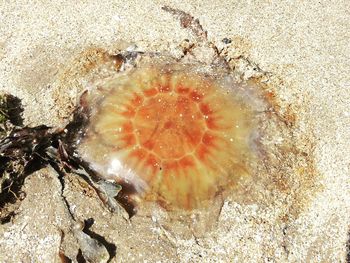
[77,61,266,211]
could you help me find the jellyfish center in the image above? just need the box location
[134,94,206,160]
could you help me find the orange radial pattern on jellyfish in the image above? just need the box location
[82,65,258,210]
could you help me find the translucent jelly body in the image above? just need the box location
[79,65,260,210]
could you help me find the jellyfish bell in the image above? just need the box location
[75,57,269,215]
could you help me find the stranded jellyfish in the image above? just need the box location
[78,62,265,211]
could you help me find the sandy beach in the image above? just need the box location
[0,1,349,262]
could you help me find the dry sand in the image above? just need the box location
[0,0,349,262]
